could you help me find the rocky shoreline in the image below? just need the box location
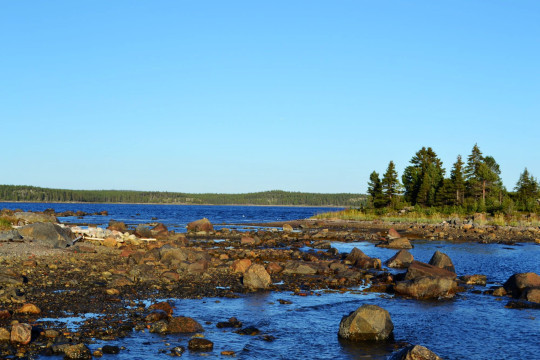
[0,210,539,359]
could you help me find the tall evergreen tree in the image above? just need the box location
[402,147,444,206]
[450,155,466,205]
[464,144,502,206]
[367,171,386,208]
[515,168,539,211]
[382,161,401,206]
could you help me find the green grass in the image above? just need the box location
[0,217,12,230]
[313,209,540,227]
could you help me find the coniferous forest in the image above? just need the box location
[0,187,365,207]
[367,144,540,214]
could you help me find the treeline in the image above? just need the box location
[367,144,540,214]
[0,186,366,207]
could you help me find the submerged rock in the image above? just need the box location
[388,345,444,360]
[338,304,394,341]
[188,338,214,351]
[460,274,487,286]
[63,343,92,360]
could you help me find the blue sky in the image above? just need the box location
[1,1,539,193]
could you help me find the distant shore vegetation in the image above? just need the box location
[0,187,366,207]
[316,144,540,224]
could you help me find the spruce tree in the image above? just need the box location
[450,155,466,205]
[382,161,401,206]
[515,168,539,211]
[367,171,386,208]
[402,147,444,206]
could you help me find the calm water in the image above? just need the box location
[0,202,339,232]
[3,203,539,359]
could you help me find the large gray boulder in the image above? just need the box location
[13,212,58,224]
[338,304,394,341]
[388,345,444,360]
[0,230,22,242]
[18,223,73,248]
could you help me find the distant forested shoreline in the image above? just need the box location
[0,185,366,207]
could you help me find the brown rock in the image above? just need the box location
[241,236,259,245]
[266,262,283,274]
[15,303,41,315]
[243,264,272,290]
[11,323,32,345]
[523,287,540,303]
[492,287,507,297]
[0,310,11,319]
[149,301,174,316]
[388,228,401,239]
[503,272,540,298]
[187,218,213,232]
[63,343,92,360]
[107,220,127,232]
[168,316,204,333]
[405,261,457,280]
[345,247,369,265]
[460,274,487,286]
[283,224,293,232]
[105,288,120,296]
[231,259,252,273]
[385,250,414,268]
[388,345,443,360]
[395,276,457,299]
[103,237,118,248]
[145,310,169,323]
[151,223,169,238]
[378,237,413,249]
[338,304,394,341]
[0,327,10,342]
[283,261,318,275]
[429,251,456,273]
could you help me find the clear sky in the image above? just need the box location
[1,1,539,194]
